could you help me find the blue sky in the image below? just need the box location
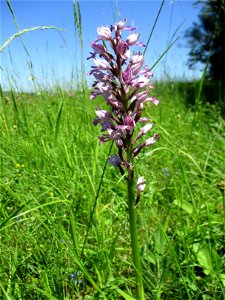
[1,0,202,91]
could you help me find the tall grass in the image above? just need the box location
[1,0,225,299]
[1,83,224,299]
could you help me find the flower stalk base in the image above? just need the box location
[127,176,145,300]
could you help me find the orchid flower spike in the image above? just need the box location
[88,18,159,185]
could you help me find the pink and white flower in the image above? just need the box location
[97,26,112,40]
[88,18,159,184]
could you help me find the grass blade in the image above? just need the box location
[144,0,165,55]
[54,101,64,142]
[0,26,58,53]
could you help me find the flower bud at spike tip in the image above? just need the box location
[116,18,127,30]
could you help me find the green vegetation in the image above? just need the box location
[0,82,224,299]
[1,0,225,298]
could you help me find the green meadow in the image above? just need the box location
[0,82,225,299]
[1,1,225,299]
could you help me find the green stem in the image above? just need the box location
[127,154,145,299]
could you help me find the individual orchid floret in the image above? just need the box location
[93,109,112,126]
[145,96,160,106]
[132,134,159,157]
[144,134,160,146]
[116,115,135,132]
[129,53,144,75]
[116,38,128,56]
[130,53,144,65]
[135,90,149,103]
[135,176,146,207]
[94,58,109,70]
[97,26,112,40]
[115,18,127,30]
[140,123,153,134]
[91,42,106,54]
[132,123,152,144]
[91,70,112,82]
[140,68,153,77]
[137,176,146,192]
[90,91,98,100]
[138,117,149,123]
[99,129,125,148]
[122,67,133,87]
[136,41,145,47]
[126,33,140,46]
[123,49,131,60]
[110,129,125,148]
